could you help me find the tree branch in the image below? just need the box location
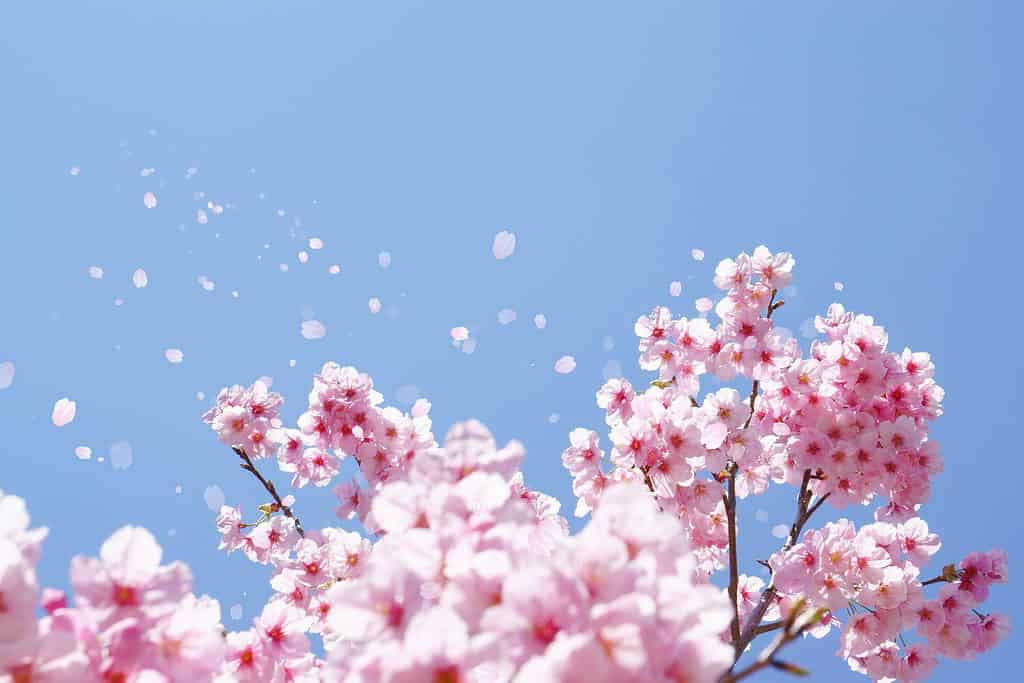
[731,469,829,662]
[232,446,305,537]
[724,467,742,652]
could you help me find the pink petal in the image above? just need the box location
[695,297,714,313]
[164,348,184,364]
[834,281,845,291]
[143,191,158,209]
[533,314,547,330]
[88,266,104,280]
[309,237,324,250]
[301,320,327,340]
[691,248,705,261]
[51,398,77,427]
[492,230,516,260]
[0,361,14,390]
[669,281,682,297]
[378,251,392,269]
[328,264,341,275]
[450,326,470,342]
[497,308,517,325]
[297,251,309,264]
[74,446,92,460]
[554,355,576,374]
[368,298,382,314]
[411,398,431,417]
[132,268,148,288]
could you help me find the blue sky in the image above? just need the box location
[1,2,1020,679]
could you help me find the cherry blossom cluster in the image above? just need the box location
[3,245,1009,683]
[562,245,1009,680]
[768,519,1008,681]
[1,489,226,682]
[203,367,734,682]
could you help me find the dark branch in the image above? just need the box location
[232,446,305,537]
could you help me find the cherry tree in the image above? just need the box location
[0,246,1009,682]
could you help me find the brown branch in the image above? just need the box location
[731,469,829,663]
[921,576,947,586]
[232,446,305,537]
[724,467,742,652]
[720,603,822,683]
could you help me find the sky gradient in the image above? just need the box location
[1,2,1020,680]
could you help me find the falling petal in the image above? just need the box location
[0,362,14,390]
[378,251,392,269]
[497,308,517,325]
[669,281,682,297]
[695,297,713,313]
[288,359,297,368]
[164,348,184,364]
[69,166,81,176]
[368,297,382,314]
[51,398,77,427]
[175,485,183,494]
[301,320,327,340]
[492,230,516,260]
[297,251,309,264]
[88,266,104,280]
[771,524,789,539]
[461,339,477,355]
[450,326,470,342]
[196,209,208,224]
[204,485,225,512]
[328,264,341,275]
[548,413,561,424]
[196,391,206,401]
[143,191,157,209]
[691,248,705,261]
[554,355,576,374]
[533,314,547,330]
[132,268,148,288]
[110,441,133,470]
[309,237,324,250]
[74,446,92,461]
[230,604,243,621]
[834,281,845,291]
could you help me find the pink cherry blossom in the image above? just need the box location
[51,398,76,427]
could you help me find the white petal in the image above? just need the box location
[497,308,517,325]
[368,298,382,314]
[143,191,157,209]
[301,320,327,340]
[450,326,470,342]
[164,348,184,363]
[51,398,77,427]
[691,248,705,261]
[132,268,148,288]
[554,355,576,374]
[378,251,392,269]
[492,230,516,260]
[308,237,324,250]
[88,266,104,280]
[533,314,547,330]
[0,362,14,390]
[669,281,682,297]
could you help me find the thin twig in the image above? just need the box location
[232,446,305,537]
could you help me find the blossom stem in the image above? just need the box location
[232,446,305,537]
[921,576,948,586]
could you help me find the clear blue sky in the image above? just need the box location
[1,2,1019,679]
